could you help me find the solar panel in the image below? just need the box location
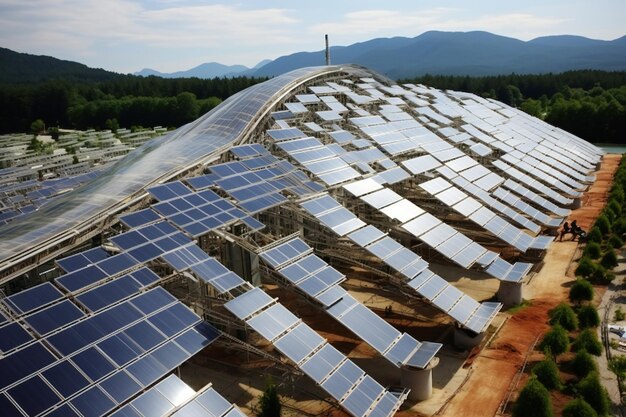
[2,282,63,315]
[246,304,299,341]
[224,287,274,320]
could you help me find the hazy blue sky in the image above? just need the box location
[1,0,625,74]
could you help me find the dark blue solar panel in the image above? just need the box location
[41,360,90,398]
[56,264,108,292]
[123,321,166,351]
[242,216,265,230]
[153,201,178,216]
[150,341,190,370]
[148,181,193,202]
[83,247,110,263]
[91,301,143,334]
[130,287,176,315]
[97,253,138,276]
[0,342,56,390]
[70,385,116,417]
[7,375,61,416]
[24,299,84,335]
[186,175,216,191]
[184,194,206,206]
[119,208,161,228]
[128,243,163,263]
[147,303,200,337]
[100,371,142,404]
[0,323,32,352]
[126,354,167,387]
[70,346,116,382]
[110,230,150,250]
[0,311,6,326]
[76,274,142,312]
[47,318,108,355]
[97,333,144,367]
[2,282,63,314]
[45,404,81,417]
[130,268,160,286]
[0,393,23,417]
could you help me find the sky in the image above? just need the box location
[1,0,625,74]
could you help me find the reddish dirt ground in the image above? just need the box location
[439,154,621,417]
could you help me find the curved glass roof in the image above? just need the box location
[0,65,371,265]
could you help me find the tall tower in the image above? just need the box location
[325,34,330,65]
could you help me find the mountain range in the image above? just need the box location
[2,31,626,84]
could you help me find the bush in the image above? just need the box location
[612,217,626,235]
[539,325,570,357]
[257,377,281,417]
[595,214,611,234]
[600,249,618,270]
[607,199,622,217]
[532,358,561,390]
[573,329,602,356]
[577,305,600,328]
[549,303,578,331]
[576,372,610,417]
[586,227,603,244]
[512,377,553,417]
[608,234,623,249]
[571,350,598,378]
[609,355,626,379]
[569,279,594,305]
[583,242,602,259]
[575,258,596,279]
[562,398,598,417]
[590,264,612,284]
[615,306,626,321]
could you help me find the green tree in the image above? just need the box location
[105,117,119,133]
[539,325,570,357]
[573,329,602,356]
[609,355,626,379]
[571,350,597,378]
[512,377,553,417]
[520,98,543,117]
[608,234,623,249]
[595,215,611,235]
[576,372,610,416]
[257,378,281,417]
[569,280,594,305]
[577,305,600,329]
[549,303,578,331]
[583,242,601,259]
[532,358,561,390]
[562,398,598,417]
[586,227,603,244]
[575,258,596,279]
[30,118,45,135]
[600,250,618,270]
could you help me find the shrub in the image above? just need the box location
[575,258,596,279]
[576,372,610,417]
[532,358,561,390]
[608,234,623,249]
[612,217,626,235]
[607,199,622,217]
[595,214,611,234]
[539,325,570,357]
[512,377,553,417]
[577,305,600,328]
[573,329,602,356]
[257,377,281,417]
[569,279,594,305]
[586,227,603,244]
[562,398,598,417]
[583,242,602,259]
[600,249,618,270]
[590,264,612,284]
[571,350,598,378]
[609,355,626,379]
[615,306,626,321]
[549,303,578,331]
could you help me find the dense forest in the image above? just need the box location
[0,75,267,133]
[403,70,626,144]
[1,65,625,144]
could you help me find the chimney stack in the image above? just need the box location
[325,34,330,65]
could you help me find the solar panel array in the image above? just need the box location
[299,194,501,333]
[259,237,442,368]
[0,276,220,417]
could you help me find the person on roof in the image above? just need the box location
[559,221,570,241]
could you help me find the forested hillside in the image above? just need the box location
[0,75,267,133]
[404,71,626,144]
